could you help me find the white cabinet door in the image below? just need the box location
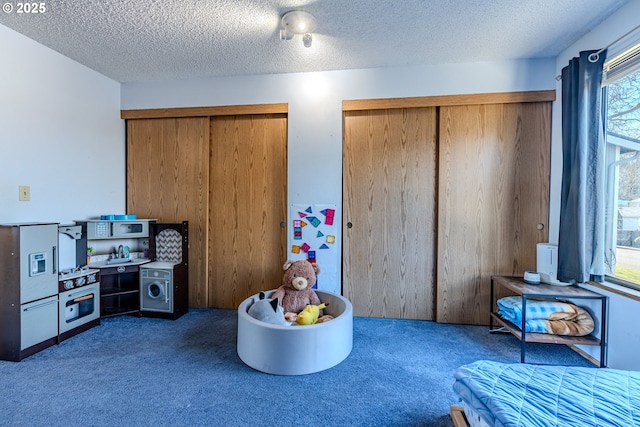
[19,224,58,303]
[21,295,58,350]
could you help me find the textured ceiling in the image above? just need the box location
[0,0,631,83]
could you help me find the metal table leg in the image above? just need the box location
[521,296,527,363]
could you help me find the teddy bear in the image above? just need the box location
[271,259,323,319]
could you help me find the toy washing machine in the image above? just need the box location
[140,261,176,313]
[140,221,189,320]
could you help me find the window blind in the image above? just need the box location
[603,42,640,85]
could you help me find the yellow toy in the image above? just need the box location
[296,303,327,325]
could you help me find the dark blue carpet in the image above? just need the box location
[0,309,592,427]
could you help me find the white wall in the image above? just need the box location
[122,58,556,293]
[0,24,124,225]
[552,0,640,370]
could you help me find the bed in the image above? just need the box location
[451,360,640,427]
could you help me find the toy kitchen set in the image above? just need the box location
[0,218,188,362]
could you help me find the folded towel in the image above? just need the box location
[498,296,574,322]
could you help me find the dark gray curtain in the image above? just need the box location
[558,50,607,284]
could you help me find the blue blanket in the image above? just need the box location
[497,296,594,335]
[453,360,640,427]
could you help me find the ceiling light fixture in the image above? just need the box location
[279,10,317,48]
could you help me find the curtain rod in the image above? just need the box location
[588,22,640,63]
[555,23,640,81]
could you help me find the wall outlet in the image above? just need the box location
[19,185,30,201]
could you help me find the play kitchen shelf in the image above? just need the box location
[98,263,146,318]
[77,218,155,318]
[489,275,607,367]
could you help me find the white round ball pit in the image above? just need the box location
[237,290,353,375]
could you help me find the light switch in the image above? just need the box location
[19,185,30,201]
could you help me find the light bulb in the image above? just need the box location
[303,33,312,48]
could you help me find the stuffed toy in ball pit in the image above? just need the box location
[271,259,333,324]
[247,292,289,326]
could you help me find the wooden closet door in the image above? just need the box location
[437,102,550,324]
[209,114,287,309]
[343,108,437,320]
[127,117,210,308]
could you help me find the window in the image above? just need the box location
[604,42,640,289]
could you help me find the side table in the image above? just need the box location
[490,275,607,367]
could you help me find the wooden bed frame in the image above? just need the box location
[450,405,469,427]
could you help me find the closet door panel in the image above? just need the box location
[343,108,437,320]
[437,103,550,324]
[516,103,553,264]
[209,114,287,309]
[127,117,210,308]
